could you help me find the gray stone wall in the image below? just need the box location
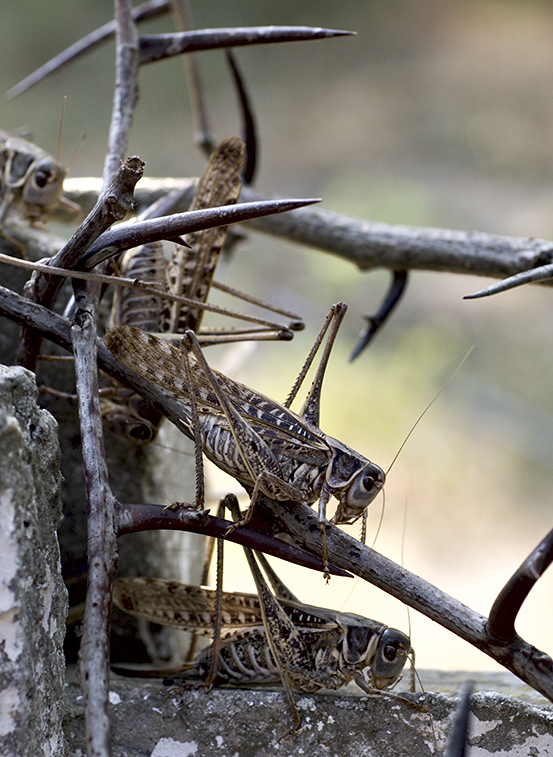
[0,365,67,757]
[62,671,553,756]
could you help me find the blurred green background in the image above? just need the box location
[3,0,553,675]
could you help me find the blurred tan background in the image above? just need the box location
[2,1,553,674]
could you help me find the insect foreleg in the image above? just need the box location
[180,329,298,529]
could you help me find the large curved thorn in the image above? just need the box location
[140,27,355,64]
[81,197,320,269]
[349,269,409,361]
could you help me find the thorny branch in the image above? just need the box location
[72,3,140,755]
[4,3,553,751]
[62,179,553,286]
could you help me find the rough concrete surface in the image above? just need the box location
[63,671,553,757]
[0,365,67,757]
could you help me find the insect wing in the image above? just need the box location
[164,136,244,334]
[113,577,265,637]
[104,325,330,467]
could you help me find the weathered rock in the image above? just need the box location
[0,365,67,757]
[62,671,553,757]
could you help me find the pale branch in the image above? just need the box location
[239,188,553,282]
[72,302,117,757]
[77,5,141,756]
[103,0,140,187]
[62,179,553,284]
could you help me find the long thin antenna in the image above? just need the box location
[56,95,67,174]
[386,345,474,476]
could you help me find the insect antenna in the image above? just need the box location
[55,96,66,175]
[65,134,86,177]
[386,345,474,476]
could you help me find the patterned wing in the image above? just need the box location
[113,577,264,637]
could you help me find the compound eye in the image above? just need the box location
[363,473,377,494]
[383,644,398,662]
[35,169,51,188]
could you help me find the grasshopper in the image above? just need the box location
[112,557,411,725]
[0,129,67,228]
[104,302,386,574]
[102,136,304,444]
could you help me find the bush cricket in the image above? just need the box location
[0,129,68,229]
[105,302,386,575]
[112,543,412,732]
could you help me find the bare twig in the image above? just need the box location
[488,526,553,643]
[72,302,117,757]
[6,0,171,99]
[16,156,145,371]
[103,0,140,186]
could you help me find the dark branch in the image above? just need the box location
[488,526,553,643]
[117,503,349,577]
[258,497,553,702]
